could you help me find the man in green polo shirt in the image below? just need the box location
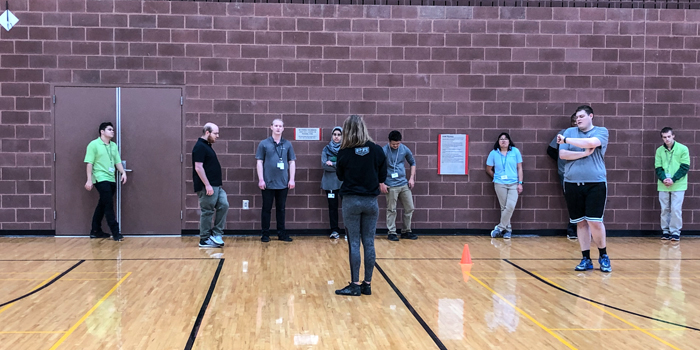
[655,127,690,241]
[84,122,127,241]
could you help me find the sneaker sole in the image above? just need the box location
[600,267,612,272]
[574,266,593,271]
[199,244,221,248]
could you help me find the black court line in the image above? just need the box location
[375,262,447,350]
[184,259,225,350]
[504,259,700,332]
[0,260,84,307]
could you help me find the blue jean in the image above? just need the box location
[342,195,378,283]
[198,186,229,240]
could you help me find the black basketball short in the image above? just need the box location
[564,182,607,223]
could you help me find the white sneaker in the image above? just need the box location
[329,231,340,239]
[210,235,225,246]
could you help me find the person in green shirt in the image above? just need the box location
[84,122,127,241]
[655,127,690,241]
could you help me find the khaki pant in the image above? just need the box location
[386,185,414,234]
[659,191,684,235]
[494,183,518,232]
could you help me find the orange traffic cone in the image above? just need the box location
[460,244,472,264]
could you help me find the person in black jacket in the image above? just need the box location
[334,115,387,297]
[547,113,577,239]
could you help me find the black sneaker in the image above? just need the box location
[90,230,110,239]
[388,234,399,241]
[400,232,418,240]
[278,235,293,242]
[671,234,680,241]
[335,282,361,296]
[361,281,372,295]
[112,232,124,241]
[261,235,270,243]
[661,233,671,240]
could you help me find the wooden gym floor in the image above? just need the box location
[0,235,698,350]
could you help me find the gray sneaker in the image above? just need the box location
[199,238,222,248]
[329,231,340,239]
[210,235,225,246]
[490,227,503,238]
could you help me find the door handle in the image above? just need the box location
[122,160,133,172]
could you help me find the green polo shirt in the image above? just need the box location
[655,141,690,192]
[84,138,121,183]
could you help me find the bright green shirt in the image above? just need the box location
[84,138,121,183]
[654,141,690,192]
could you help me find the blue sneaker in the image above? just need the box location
[598,254,612,272]
[503,231,511,239]
[574,257,594,271]
[490,227,503,238]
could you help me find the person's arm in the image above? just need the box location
[517,162,523,194]
[195,162,214,195]
[655,167,667,182]
[85,163,93,191]
[557,134,602,149]
[256,159,266,190]
[547,145,558,161]
[671,147,691,182]
[288,160,296,189]
[115,162,127,185]
[321,150,335,171]
[485,165,494,178]
[559,148,594,160]
[408,165,416,189]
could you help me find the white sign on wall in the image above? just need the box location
[294,128,321,141]
[0,10,18,31]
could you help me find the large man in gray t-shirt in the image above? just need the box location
[379,130,417,241]
[256,118,296,243]
[557,105,611,273]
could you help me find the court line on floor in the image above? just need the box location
[528,270,682,350]
[0,258,220,261]
[374,262,447,350]
[504,259,700,332]
[468,274,578,349]
[0,260,84,309]
[184,259,225,350]
[49,272,132,350]
[377,257,700,261]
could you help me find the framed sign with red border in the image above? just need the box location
[437,134,468,175]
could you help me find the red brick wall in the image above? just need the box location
[1,0,699,232]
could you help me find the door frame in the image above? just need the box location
[51,84,186,234]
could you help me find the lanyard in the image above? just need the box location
[500,150,508,171]
[390,146,401,170]
[664,147,674,173]
[275,140,284,160]
[104,143,113,163]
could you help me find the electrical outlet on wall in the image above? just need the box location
[242,200,249,210]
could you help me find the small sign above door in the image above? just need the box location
[294,128,321,141]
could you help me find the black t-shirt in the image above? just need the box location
[336,141,387,197]
[192,137,222,193]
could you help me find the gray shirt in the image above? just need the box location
[256,137,296,190]
[560,126,609,183]
[382,143,416,187]
[549,129,567,177]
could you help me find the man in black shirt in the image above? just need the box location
[192,123,229,248]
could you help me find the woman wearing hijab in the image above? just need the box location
[334,115,387,296]
[321,126,343,239]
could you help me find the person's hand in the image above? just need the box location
[556,134,565,144]
[205,185,214,196]
[408,178,415,189]
[325,161,333,166]
[85,181,93,191]
[288,180,295,189]
[120,172,127,185]
[258,180,266,190]
[517,184,523,194]
[380,183,388,194]
[663,178,673,187]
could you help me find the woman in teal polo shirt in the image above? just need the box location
[486,132,523,239]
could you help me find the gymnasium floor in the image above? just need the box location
[0,235,698,350]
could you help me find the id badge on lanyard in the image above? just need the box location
[277,160,285,170]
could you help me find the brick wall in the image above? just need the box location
[1,0,699,232]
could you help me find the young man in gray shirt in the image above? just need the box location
[380,130,417,241]
[256,119,296,242]
[557,105,611,272]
